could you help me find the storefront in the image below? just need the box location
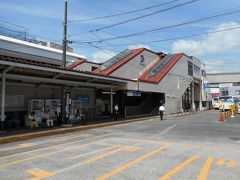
[0,55,127,129]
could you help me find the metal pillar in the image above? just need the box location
[1,72,6,130]
[1,66,13,130]
[192,81,195,112]
[199,85,203,111]
[61,0,68,125]
[110,87,113,114]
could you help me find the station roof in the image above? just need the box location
[0,55,128,88]
[138,53,183,84]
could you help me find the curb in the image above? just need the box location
[0,116,158,144]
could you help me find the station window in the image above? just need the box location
[188,61,193,76]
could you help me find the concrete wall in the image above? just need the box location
[138,55,194,113]
[74,62,100,72]
[111,50,159,80]
[207,73,240,84]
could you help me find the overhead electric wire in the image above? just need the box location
[76,9,240,44]
[94,26,240,47]
[68,0,181,22]
[91,0,199,32]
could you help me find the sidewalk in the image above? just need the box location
[0,111,205,144]
[0,115,159,144]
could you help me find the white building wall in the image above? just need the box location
[138,55,194,114]
[111,50,159,80]
[0,35,85,65]
[74,62,100,72]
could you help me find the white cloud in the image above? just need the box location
[172,22,240,56]
[128,44,150,50]
[92,50,116,63]
[0,3,61,19]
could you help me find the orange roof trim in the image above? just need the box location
[138,53,184,84]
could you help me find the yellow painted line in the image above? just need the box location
[0,139,108,168]
[68,145,121,160]
[85,146,127,164]
[26,168,54,180]
[51,134,92,142]
[0,135,111,160]
[0,143,33,151]
[227,160,237,168]
[197,157,213,180]
[216,158,224,166]
[97,144,170,180]
[159,156,199,180]
[129,147,140,152]
[20,144,33,148]
[114,137,169,145]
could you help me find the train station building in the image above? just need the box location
[0,34,208,129]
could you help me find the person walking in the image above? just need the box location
[159,104,165,120]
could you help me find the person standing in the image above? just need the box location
[114,104,119,120]
[56,104,61,126]
[159,104,165,120]
[28,111,38,130]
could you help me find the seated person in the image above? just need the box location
[28,111,38,130]
[43,110,53,127]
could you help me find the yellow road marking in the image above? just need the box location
[85,146,128,164]
[0,135,111,160]
[197,157,213,180]
[51,134,92,142]
[0,139,108,167]
[227,160,237,168]
[69,145,121,160]
[19,144,33,148]
[159,156,199,180]
[0,143,33,151]
[216,158,224,166]
[97,144,170,180]
[26,168,54,180]
[129,147,140,152]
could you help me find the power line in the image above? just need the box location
[94,26,240,47]
[68,0,181,23]
[91,0,199,32]
[76,9,240,44]
[0,19,28,31]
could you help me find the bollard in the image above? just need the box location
[219,113,224,122]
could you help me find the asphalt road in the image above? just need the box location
[0,110,240,180]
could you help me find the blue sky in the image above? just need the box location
[0,0,240,73]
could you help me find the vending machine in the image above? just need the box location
[45,99,61,120]
[28,99,44,122]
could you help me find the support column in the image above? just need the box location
[199,85,203,111]
[1,72,5,130]
[192,81,195,112]
[110,86,113,114]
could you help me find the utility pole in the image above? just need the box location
[61,0,68,125]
